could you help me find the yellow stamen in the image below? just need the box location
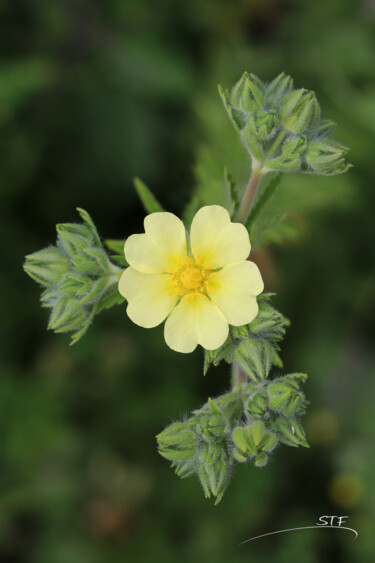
[167,255,219,301]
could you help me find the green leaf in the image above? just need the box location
[134,177,164,214]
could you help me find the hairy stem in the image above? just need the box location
[235,168,263,224]
[233,363,247,388]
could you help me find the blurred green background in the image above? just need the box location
[1,0,375,561]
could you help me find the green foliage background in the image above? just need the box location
[1,1,375,561]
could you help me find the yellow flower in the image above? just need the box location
[119,205,264,353]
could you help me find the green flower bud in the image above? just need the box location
[245,391,269,419]
[305,139,351,175]
[282,135,307,157]
[218,84,246,131]
[199,441,225,465]
[24,208,123,344]
[235,338,273,379]
[199,454,230,504]
[280,90,320,133]
[24,247,70,286]
[231,72,265,114]
[271,416,309,448]
[268,381,304,416]
[264,155,301,172]
[48,294,86,333]
[240,124,263,162]
[232,421,278,464]
[191,411,227,441]
[157,422,198,462]
[279,88,306,120]
[310,118,337,137]
[266,72,294,106]
[56,223,93,256]
[249,110,278,140]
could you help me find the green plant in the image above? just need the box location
[24,72,351,503]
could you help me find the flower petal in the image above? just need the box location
[209,260,264,326]
[125,212,187,274]
[119,267,178,328]
[164,294,229,353]
[190,205,250,268]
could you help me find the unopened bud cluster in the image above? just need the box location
[24,208,122,344]
[157,373,308,504]
[219,72,351,175]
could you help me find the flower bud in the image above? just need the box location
[230,72,265,114]
[240,124,263,161]
[232,421,278,464]
[56,223,93,256]
[266,72,294,106]
[305,139,351,175]
[24,208,122,344]
[271,416,309,447]
[198,454,230,504]
[157,422,198,462]
[245,391,268,419]
[280,90,320,133]
[24,247,70,287]
[263,155,301,172]
[249,110,278,140]
[282,135,307,157]
[310,118,337,137]
[48,294,86,333]
[268,381,304,416]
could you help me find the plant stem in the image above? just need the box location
[233,363,247,387]
[235,129,287,225]
[235,168,262,224]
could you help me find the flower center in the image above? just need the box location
[168,256,216,299]
[179,266,203,291]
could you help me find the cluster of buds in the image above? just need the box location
[157,371,308,504]
[219,72,351,175]
[24,208,123,344]
[204,293,289,379]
